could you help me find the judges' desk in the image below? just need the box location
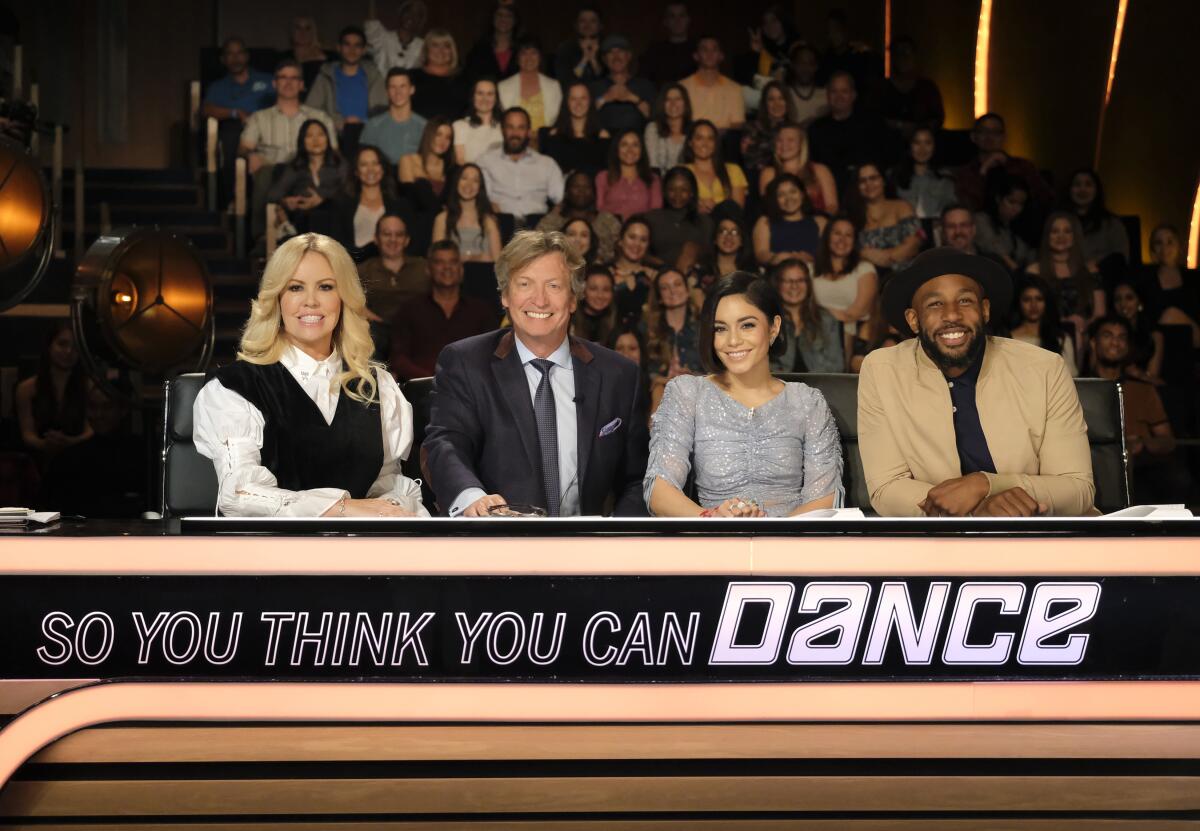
[1,517,1199,828]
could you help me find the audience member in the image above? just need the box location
[536,170,621,262]
[1027,211,1105,350]
[283,17,335,97]
[266,119,347,236]
[358,213,429,356]
[940,204,984,255]
[880,37,944,137]
[411,29,470,120]
[954,113,1054,217]
[846,162,921,272]
[595,129,662,219]
[609,324,654,412]
[453,78,504,164]
[1006,274,1079,376]
[478,107,565,227]
[537,81,610,176]
[812,216,878,360]
[203,37,274,194]
[498,39,562,141]
[193,233,427,517]
[816,8,885,99]
[331,144,416,258]
[239,60,337,236]
[359,68,427,164]
[784,43,828,128]
[739,80,793,178]
[738,5,799,89]
[554,6,605,88]
[1140,224,1200,341]
[389,240,497,380]
[859,247,1096,517]
[366,0,428,73]
[590,35,656,134]
[770,258,844,373]
[682,119,747,213]
[973,172,1032,271]
[563,218,600,263]
[399,115,456,199]
[753,173,827,266]
[892,126,955,221]
[644,166,714,273]
[463,4,521,83]
[423,230,649,516]
[1066,167,1129,283]
[432,163,502,262]
[695,213,754,291]
[640,2,696,85]
[16,323,92,466]
[758,124,838,215]
[573,264,619,344]
[643,268,705,408]
[644,272,842,516]
[680,37,746,130]
[807,70,895,197]
[1111,279,1163,381]
[306,26,386,145]
[1089,315,1191,503]
[644,83,692,173]
[612,215,659,323]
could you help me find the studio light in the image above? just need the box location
[0,136,55,312]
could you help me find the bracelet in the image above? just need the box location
[698,508,715,517]
[337,495,347,517]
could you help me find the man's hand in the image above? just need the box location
[345,116,362,124]
[973,487,1046,517]
[464,493,508,517]
[247,152,266,175]
[920,472,990,517]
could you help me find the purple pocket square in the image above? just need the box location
[599,417,622,437]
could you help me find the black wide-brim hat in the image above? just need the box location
[881,247,1012,334]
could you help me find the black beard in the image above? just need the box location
[505,136,529,155]
[918,323,985,372]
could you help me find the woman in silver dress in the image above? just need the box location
[644,272,843,517]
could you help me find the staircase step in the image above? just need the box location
[62,184,201,207]
[75,206,224,227]
[51,168,197,186]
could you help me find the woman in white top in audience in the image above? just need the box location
[333,144,414,257]
[497,39,562,142]
[811,216,878,363]
[193,233,427,517]
[453,78,504,164]
[644,83,692,173]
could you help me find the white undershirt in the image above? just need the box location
[193,345,428,517]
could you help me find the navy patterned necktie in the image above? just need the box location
[530,359,561,517]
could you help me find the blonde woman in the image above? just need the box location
[411,29,470,120]
[193,233,427,517]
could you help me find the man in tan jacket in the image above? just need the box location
[858,247,1095,517]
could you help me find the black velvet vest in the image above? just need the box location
[213,361,384,499]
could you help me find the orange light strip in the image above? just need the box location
[1094,0,1130,167]
[883,0,892,78]
[1188,176,1200,269]
[973,0,994,118]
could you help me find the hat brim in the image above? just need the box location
[881,249,1012,335]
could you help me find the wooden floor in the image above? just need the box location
[2,723,1199,827]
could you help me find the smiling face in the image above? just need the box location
[713,293,780,375]
[583,271,613,312]
[1070,172,1097,210]
[517,45,541,73]
[1018,286,1044,324]
[386,74,414,108]
[763,86,788,121]
[356,148,384,186]
[429,246,464,289]
[617,132,642,166]
[339,32,366,66]
[905,273,989,373]
[776,264,809,306]
[775,179,803,217]
[827,74,855,117]
[1113,283,1140,320]
[565,171,595,209]
[663,87,686,119]
[1047,217,1074,253]
[618,221,650,262]
[576,9,601,37]
[942,208,975,251]
[910,128,935,165]
[502,252,578,351]
[664,173,693,210]
[303,123,328,157]
[716,219,742,254]
[564,219,593,258]
[856,164,884,202]
[273,65,304,103]
[456,165,481,201]
[473,80,497,116]
[376,215,409,259]
[1092,321,1130,366]
[431,124,453,155]
[1151,227,1181,266]
[656,269,689,309]
[426,36,454,68]
[774,126,802,161]
[222,40,249,74]
[604,46,631,75]
[502,110,531,154]
[695,37,722,70]
[828,218,856,258]
[279,251,341,358]
[614,332,641,363]
[566,84,591,119]
[688,124,716,161]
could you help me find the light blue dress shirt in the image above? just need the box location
[449,335,581,516]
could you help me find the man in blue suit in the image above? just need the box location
[424,230,648,516]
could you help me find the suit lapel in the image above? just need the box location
[573,352,601,485]
[491,336,541,478]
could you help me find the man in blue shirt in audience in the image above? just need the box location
[306,25,386,152]
[202,37,274,205]
[359,68,426,164]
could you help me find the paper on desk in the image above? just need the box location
[797,507,867,519]
[1104,504,1194,518]
[0,508,61,524]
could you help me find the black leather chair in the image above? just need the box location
[783,373,1129,514]
[401,376,437,511]
[161,373,218,517]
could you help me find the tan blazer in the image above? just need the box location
[858,337,1096,517]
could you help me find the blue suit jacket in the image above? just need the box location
[424,329,649,516]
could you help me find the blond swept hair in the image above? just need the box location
[237,233,382,404]
[495,230,585,300]
[420,29,460,73]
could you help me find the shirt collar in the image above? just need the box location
[514,333,572,371]
[942,337,987,387]
[281,344,341,378]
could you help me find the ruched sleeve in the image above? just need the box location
[643,375,699,513]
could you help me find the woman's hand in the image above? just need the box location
[326,497,419,517]
[712,497,766,518]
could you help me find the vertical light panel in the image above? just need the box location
[1188,177,1200,269]
[883,0,892,78]
[1094,0,1130,167]
[973,0,994,118]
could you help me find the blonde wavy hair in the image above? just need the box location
[237,233,382,404]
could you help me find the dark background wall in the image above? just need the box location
[11,0,1200,256]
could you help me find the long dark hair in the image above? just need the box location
[698,272,787,373]
[606,129,653,185]
[891,126,946,190]
[983,170,1029,227]
[417,115,458,177]
[564,217,599,263]
[33,321,88,437]
[552,80,603,139]
[443,163,497,243]
[814,215,862,277]
[770,257,824,344]
[465,77,503,126]
[652,83,693,138]
[681,119,732,197]
[763,172,810,222]
[644,267,700,371]
[1067,166,1114,235]
[345,144,399,200]
[1011,273,1068,356]
[843,161,893,229]
[755,80,793,130]
[291,118,341,171]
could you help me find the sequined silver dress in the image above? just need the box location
[644,375,844,516]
